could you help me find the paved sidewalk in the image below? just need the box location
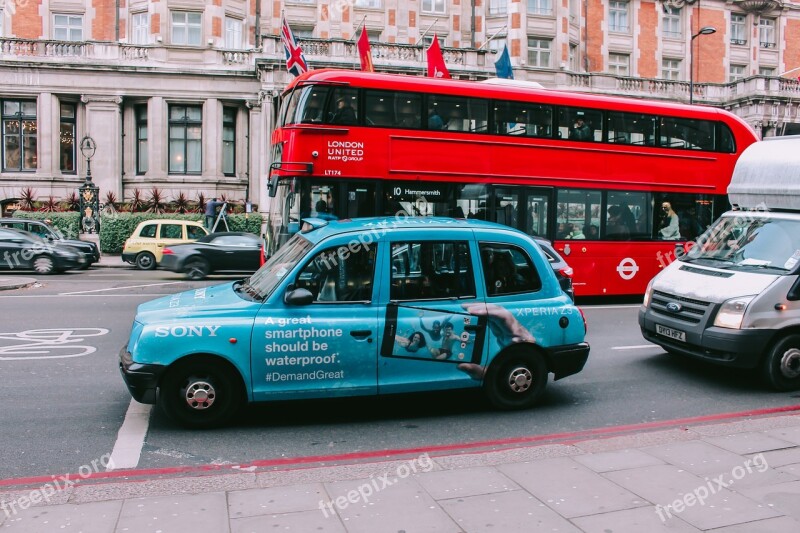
[93,254,129,269]
[0,276,36,291]
[1,410,799,532]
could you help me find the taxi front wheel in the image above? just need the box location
[159,356,243,428]
[484,350,547,410]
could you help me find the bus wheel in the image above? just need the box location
[484,350,547,410]
[159,356,243,428]
[762,334,800,392]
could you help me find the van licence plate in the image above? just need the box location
[656,324,685,342]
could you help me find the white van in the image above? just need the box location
[639,136,800,391]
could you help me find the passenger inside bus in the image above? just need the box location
[330,98,357,125]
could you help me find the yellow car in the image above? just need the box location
[122,219,208,270]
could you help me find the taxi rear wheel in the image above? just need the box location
[762,334,800,392]
[135,252,156,270]
[159,357,243,428]
[484,351,547,410]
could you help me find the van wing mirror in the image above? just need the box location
[788,277,800,301]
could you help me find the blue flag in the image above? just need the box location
[494,44,513,79]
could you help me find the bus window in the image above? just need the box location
[557,190,601,239]
[719,123,735,153]
[428,95,488,133]
[606,191,649,239]
[456,183,488,220]
[280,88,302,126]
[365,90,422,128]
[525,192,549,238]
[607,112,656,146]
[654,193,721,241]
[494,101,552,137]
[325,87,359,125]
[558,108,602,142]
[492,188,519,229]
[298,86,329,123]
[660,117,715,151]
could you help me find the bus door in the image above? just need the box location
[491,187,552,239]
[554,190,602,295]
[344,182,376,218]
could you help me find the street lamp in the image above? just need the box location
[689,26,716,105]
[78,135,100,234]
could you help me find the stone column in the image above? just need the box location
[80,94,123,198]
[38,93,56,178]
[204,98,220,179]
[246,96,263,212]
[149,96,165,178]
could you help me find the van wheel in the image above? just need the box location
[135,252,156,270]
[33,255,55,274]
[185,258,210,280]
[762,334,800,391]
[159,357,243,428]
[484,351,547,410]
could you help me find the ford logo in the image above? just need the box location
[666,302,683,313]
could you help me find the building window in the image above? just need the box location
[662,58,681,81]
[527,38,551,68]
[730,64,747,82]
[569,0,579,21]
[422,35,445,49]
[293,27,314,39]
[609,1,629,33]
[354,0,382,6]
[489,0,507,16]
[759,18,776,48]
[488,37,506,53]
[731,14,747,46]
[422,0,445,14]
[168,105,202,174]
[759,67,775,76]
[569,44,578,71]
[171,12,202,46]
[0,9,4,38]
[131,12,149,45]
[528,0,554,16]
[224,17,243,49]
[608,53,629,76]
[135,105,148,174]
[53,14,83,42]
[60,103,75,173]
[222,107,236,176]
[662,7,681,39]
[2,100,37,172]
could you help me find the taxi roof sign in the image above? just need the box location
[728,135,800,211]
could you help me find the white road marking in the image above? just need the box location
[0,294,171,299]
[107,399,153,471]
[612,344,659,350]
[582,304,642,309]
[60,281,186,295]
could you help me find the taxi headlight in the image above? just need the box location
[713,295,756,329]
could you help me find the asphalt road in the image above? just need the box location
[0,268,798,481]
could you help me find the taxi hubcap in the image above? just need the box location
[780,348,800,379]
[184,380,216,410]
[508,367,533,393]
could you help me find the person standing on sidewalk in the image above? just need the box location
[205,198,222,231]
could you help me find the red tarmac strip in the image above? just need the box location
[2,404,799,490]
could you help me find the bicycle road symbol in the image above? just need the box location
[0,328,110,360]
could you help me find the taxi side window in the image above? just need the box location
[390,241,475,301]
[295,243,377,303]
[187,225,206,239]
[139,224,157,238]
[480,243,541,296]
[160,224,182,239]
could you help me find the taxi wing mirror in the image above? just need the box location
[284,287,314,306]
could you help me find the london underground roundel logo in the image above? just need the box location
[616,258,639,280]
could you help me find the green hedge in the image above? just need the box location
[99,212,263,253]
[11,211,82,239]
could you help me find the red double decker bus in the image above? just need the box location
[267,70,758,296]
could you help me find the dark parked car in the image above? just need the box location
[0,218,99,268]
[533,236,575,300]
[0,228,86,274]
[160,232,265,280]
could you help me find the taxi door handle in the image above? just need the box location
[350,330,371,339]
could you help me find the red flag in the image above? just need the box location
[357,28,374,72]
[281,17,308,77]
[426,34,450,79]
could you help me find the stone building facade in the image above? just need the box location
[0,0,799,214]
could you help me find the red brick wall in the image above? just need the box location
[785,19,800,77]
[694,9,726,83]
[92,0,116,41]
[151,13,160,35]
[637,2,657,78]
[212,16,221,38]
[586,0,604,72]
[13,0,43,39]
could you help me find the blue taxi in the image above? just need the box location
[120,217,589,427]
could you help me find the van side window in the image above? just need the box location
[160,224,182,239]
[480,243,541,295]
[390,241,475,301]
[187,225,206,239]
[295,244,377,302]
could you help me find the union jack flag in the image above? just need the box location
[281,17,308,77]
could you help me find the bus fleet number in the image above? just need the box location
[324,170,342,176]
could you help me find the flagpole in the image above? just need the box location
[353,14,368,41]
[415,18,439,46]
[477,24,507,51]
